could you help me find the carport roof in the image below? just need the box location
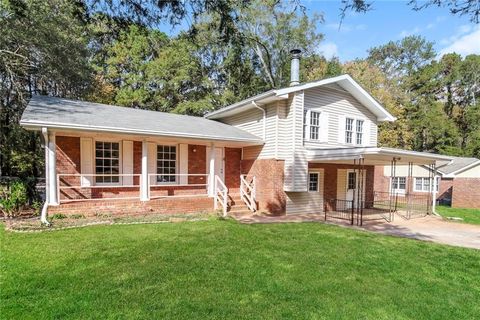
[306,147,453,166]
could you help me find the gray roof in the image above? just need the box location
[437,157,480,175]
[20,95,263,144]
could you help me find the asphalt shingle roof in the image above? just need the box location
[437,157,480,175]
[20,96,263,143]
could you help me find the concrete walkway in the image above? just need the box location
[233,213,480,250]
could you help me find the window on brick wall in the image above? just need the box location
[308,172,319,192]
[391,177,406,193]
[95,141,120,183]
[414,177,439,192]
[157,145,177,183]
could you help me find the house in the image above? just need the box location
[20,50,453,224]
[375,157,480,209]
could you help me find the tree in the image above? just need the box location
[0,0,91,177]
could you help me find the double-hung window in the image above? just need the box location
[391,177,406,193]
[304,110,322,141]
[95,141,120,183]
[414,177,438,192]
[356,120,364,145]
[157,145,177,183]
[347,172,356,190]
[345,118,354,144]
[309,111,321,140]
[308,172,319,192]
[345,118,364,145]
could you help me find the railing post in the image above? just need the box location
[350,200,354,225]
[140,140,149,201]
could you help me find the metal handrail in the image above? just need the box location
[214,175,228,217]
[240,175,257,212]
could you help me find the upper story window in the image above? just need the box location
[345,118,364,145]
[303,110,322,141]
[356,120,364,145]
[345,118,354,144]
[95,141,120,183]
[157,145,176,183]
[309,111,321,140]
[308,172,319,192]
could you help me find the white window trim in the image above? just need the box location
[390,176,406,194]
[303,109,323,142]
[93,138,123,186]
[155,143,179,185]
[344,116,367,146]
[414,177,439,193]
[308,171,320,192]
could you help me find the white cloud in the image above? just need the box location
[399,26,421,38]
[439,26,480,56]
[317,42,338,59]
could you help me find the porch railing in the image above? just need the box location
[240,174,257,212]
[148,174,209,199]
[57,173,210,203]
[57,173,141,203]
[214,175,228,217]
[324,199,355,225]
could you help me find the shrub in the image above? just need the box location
[51,213,67,220]
[0,180,29,218]
[70,214,85,219]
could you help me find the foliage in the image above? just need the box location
[1,221,480,318]
[437,205,480,225]
[0,180,28,217]
[51,213,67,220]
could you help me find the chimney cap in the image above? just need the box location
[290,49,302,56]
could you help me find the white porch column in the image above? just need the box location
[140,140,149,201]
[208,143,216,197]
[47,131,58,205]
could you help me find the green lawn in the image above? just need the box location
[437,205,480,225]
[1,220,479,319]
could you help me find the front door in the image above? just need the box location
[345,170,365,208]
[207,147,224,182]
[345,171,357,208]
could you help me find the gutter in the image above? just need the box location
[252,101,266,140]
[40,128,50,226]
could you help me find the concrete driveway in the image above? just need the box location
[362,215,480,249]
[234,213,480,249]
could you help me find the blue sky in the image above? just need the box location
[309,0,480,61]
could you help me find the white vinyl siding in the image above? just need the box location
[304,86,378,148]
[286,169,324,214]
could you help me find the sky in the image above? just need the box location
[308,0,480,61]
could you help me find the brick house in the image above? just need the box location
[375,157,480,209]
[21,52,453,223]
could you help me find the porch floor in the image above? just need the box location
[232,213,480,249]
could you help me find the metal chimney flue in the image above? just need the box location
[290,49,301,86]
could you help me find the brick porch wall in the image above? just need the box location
[225,147,241,189]
[452,178,480,209]
[48,197,213,216]
[240,159,286,214]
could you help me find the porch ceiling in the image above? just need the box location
[306,147,453,166]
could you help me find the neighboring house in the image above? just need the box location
[375,157,480,209]
[20,51,452,223]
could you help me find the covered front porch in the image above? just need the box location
[306,147,453,225]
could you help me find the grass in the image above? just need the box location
[1,220,479,319]
[437,205,480,225]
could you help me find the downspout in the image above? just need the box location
[252,101,266,140]
[40,128,50,226]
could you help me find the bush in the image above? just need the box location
[0,180,29,218]
[51,213,67,220]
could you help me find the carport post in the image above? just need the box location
[432,163,437,214]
